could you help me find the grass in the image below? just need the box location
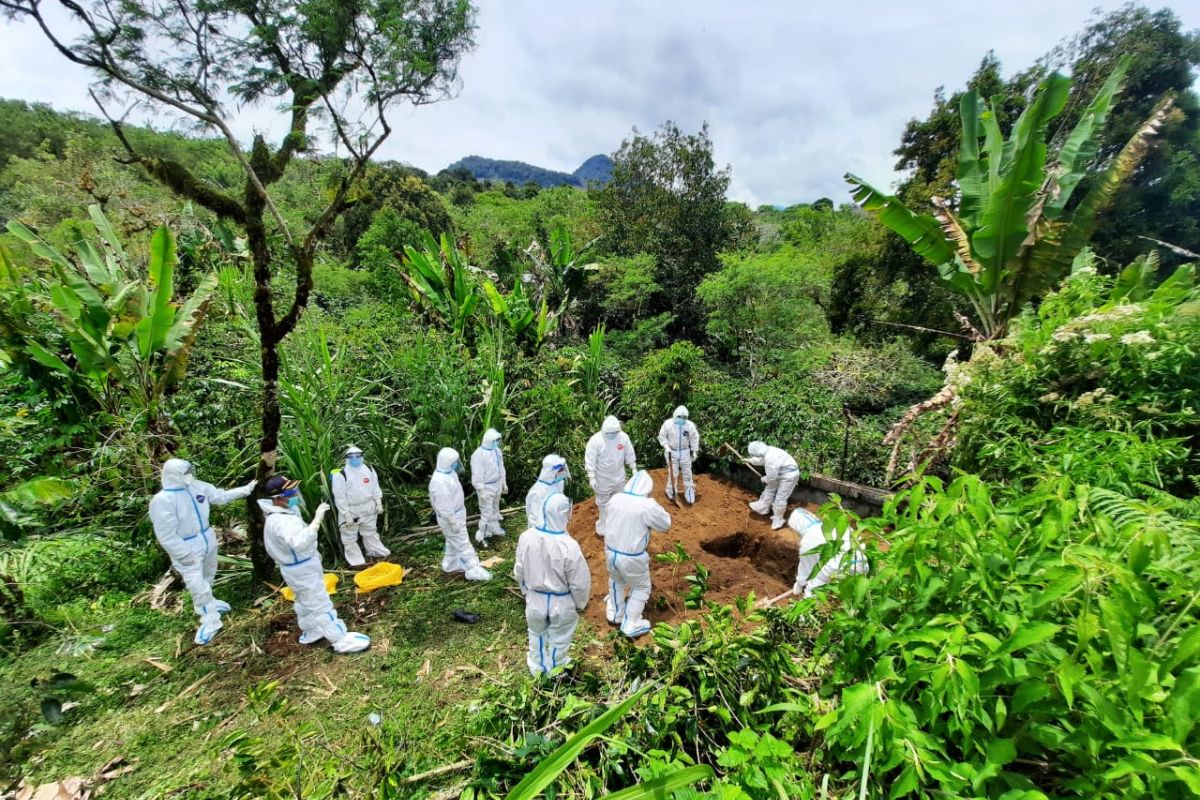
[0,510,604,798]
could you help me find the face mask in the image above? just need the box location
[675,418,686,426]
[348,456,363,467]
[454,462,463,473]
[287,495,301,509]
[604,432,618,440]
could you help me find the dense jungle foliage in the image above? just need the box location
[0,2,1197,799]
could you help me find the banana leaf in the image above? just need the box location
[136,226,178,359]
[845,175,955,267]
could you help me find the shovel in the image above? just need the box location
[721,442,763,478]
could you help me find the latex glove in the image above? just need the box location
[630,463,638,474]
[501,482,509,496]
[760,475,769,484]
[374,499,383,515]
[244,479,258,492]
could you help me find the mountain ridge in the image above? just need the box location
[446,153,612,188]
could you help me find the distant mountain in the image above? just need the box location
[572,154,613,184]
[445,154,613,188]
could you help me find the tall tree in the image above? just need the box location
[596,121,751,339]
[1,0,477,576]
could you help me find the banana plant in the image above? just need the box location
[482,275,556,353]
[399,231,482,339]
[846,56,1173,340]
[2,205,218,456]
[523,223,600,331]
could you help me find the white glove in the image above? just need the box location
[760,475,769,484]
[374,499,383,515]
[630,463,638,474]
[501,482,509,496]
[314,501,330,517]
[244,479,258,492]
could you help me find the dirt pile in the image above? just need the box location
[569,470,818,631]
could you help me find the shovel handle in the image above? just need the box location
[721,442,763,478]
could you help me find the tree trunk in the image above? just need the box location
[245,195,279,579]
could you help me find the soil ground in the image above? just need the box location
[569,469,819,632]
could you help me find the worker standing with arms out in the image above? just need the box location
[603,470,671,638]
[330,445,388,567]
[513,493,591,676]
[657,405,700,504]
[259,476,370,653]
[429,447,492,582]
[148,459,256,645]
[526,454,570,530]
[745,440,800,530]
[584,415,637,537]
[469,428,508,546]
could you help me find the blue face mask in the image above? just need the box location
[604,431,618,440]
[348,456,364,468]
[675,418,686,426]
[287,495,301,508]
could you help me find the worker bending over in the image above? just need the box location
[746,440,800,530]
[789,508,869,597]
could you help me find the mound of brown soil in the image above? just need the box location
[569,470,817,632]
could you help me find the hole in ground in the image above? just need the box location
[700,529,798,586]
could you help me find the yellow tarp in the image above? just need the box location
[354,561,406,594]
[281,572,338,601]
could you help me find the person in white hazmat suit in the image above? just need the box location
[525,454,569,530]
[330,445,388,567]
[258,476,370,653]
[603,470,671,638]
[148,458,256,645]
[470,428,508,545]
[746,441,800,530]
[584,415,637,537]
[513,493,591,676]
[429,447,492,581]
[657,406,700,504]
[788,508,869,597]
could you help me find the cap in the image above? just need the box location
[264,475,301,496]
[344,445,363,457]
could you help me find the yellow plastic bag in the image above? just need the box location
[354,561,406,594]
[281,572,338,601]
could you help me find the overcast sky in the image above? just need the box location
[1,1,1196,207]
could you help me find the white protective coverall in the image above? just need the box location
[584,416,637,537]
[148,459,255,645]
[746,441,800,530]
[470,428,508,544]
[603,470,671,638]
[513,493,591,676]
[259,499,370,652]
[525,454,569,530]
[330,450,387,567]
[657,406,700,504]
[429,447,491,581]
[789,508,869,597]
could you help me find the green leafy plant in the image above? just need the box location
[400,231,483,339]
[684,563,711,610]
[847,58,1173,340]
[2,206,218,460]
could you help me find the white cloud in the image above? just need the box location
[0,0,1190,206]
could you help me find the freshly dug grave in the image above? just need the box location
[569,469,818,632]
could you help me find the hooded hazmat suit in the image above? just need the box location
[148,459,256,644]
[525,454,569,531]
[657,405,700,504]
[789,508,869,597]
[429,447,491,581]
[470,428,508,544]
[746,441,799,529]
[584,416,637,537]
[513,493,591,676]
[259,495,370,652]
[331,446,388,567]
[603,470,671,638]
